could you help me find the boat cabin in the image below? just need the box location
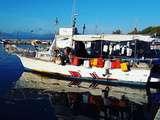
[49,28,159,59]
[34,27,160,71]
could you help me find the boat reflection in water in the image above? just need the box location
[16,71,160,120]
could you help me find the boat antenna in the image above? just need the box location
[82,24,86,34]
[71,0,78,29]
[133,19,139,61]
[95,25,98,35]
[54,17,59,35]
[72,0,75,27]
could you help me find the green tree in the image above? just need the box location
[140,26,160,37]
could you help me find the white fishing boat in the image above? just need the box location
[14,27,160,87]
[6,0,160,88]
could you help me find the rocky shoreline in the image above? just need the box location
[1,39,51,45]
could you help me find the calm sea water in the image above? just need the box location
[0,44,57,120]
[0,44,24,96]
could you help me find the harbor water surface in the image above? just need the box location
[0,44,159,120]
[0,44,57,120]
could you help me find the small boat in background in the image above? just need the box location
[0,39,4,44]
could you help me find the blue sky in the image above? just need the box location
[0,0,160,34]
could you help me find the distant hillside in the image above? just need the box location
[0,32,54,40]
[129,26,160,37]
[140,26,160,36]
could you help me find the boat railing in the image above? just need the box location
[7,46,37,58]
[67,55,158,63]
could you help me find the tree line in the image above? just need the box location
[112,26,160,37]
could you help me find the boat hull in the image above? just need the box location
[17,55,160,85]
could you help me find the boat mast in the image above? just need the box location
[71,0,78,34]
[71,0,76,27]
[133,29,138,61]
[48,17,59,53]
[134,38,137,60]
[54,17,59,48]
[71,0,77,49]
[134,20,139,61]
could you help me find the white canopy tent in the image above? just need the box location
[73,34,155,42]
[49,35,73,54]
[49,34,156,52]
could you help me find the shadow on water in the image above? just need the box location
[0,45,57,120]
[0,44,24,96]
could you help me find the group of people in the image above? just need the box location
[51,40,149,66]
[51,47,72,65]
[52,41,89,65]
